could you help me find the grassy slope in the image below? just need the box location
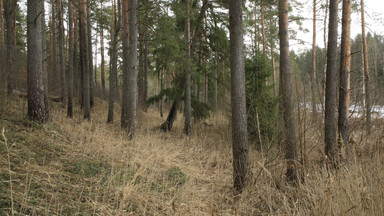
[0,95,383,215]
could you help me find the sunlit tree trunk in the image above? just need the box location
[361,0,371,134]
[279,0,298,184]
[324,0,338,162]
[338,0,351,163]
[229,0,250,192]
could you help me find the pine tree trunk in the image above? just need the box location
[80,0,90,119]
[279,0,298,184]
[361,0,371,134]
[87,1,94,108]
[338,0,351,163]
[27,0,46,122]
[121,0,137,139]
[229,0,250,192]
[138,0,145,111]
[121,0,129,128]
[0,0,5,80]
[58,0,66,106]
[107,0,120,123]
[184,0,192,135]
[324,0,339,162]
[4,0,15,94]
[67,0,74,118]
[269,16,276,97]
[260,0,266,61]
[143,19,148,111]
[100,0,106,98]
[42,3,50,121]
[50,0,58,96]
[127,0,137,138]
[73,8,81,104]
[311,0,317,120]
[100,25,105,99]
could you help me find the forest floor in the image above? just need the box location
[1,95,384,215]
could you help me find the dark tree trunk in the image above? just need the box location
[338,0,351,163]
[68,0,74,118]
[160,100,179,132]
[0,0,5,85]
[229,0,250,192]
[279,0,298,184]
[80,0,90,119]
[73,8,81,105]
[4,0,15,94]
[87,0,94,108]
[100,0,106,98]
[58,0,66,106]
[121,0,129,128]
[27,0,46,122]
[184,0,192,135]
[107,0,120,123]
[324,0,338,162]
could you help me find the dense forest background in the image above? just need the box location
[0,0,384,215]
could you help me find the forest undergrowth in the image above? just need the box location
[0,95,383,215]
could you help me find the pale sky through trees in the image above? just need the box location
[292,0,384,52]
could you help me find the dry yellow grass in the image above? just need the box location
[0,95,383,215]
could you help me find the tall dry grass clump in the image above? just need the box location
[0,96,383,215]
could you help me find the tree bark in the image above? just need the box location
[324,0,338,162]
[4,0,15,94]
[229,0,250,192]
[68,0,74,118]
[58,0,66,106]
[311,0,317,119]
[184,0,192,135]
[260,0,266,61]
[0,0,4,80]
[42,2,50,121]
[121,0,129,128]
[270,17,277,97]
[100,0,106,98]
[80,0,91,119]
[121,0,137,138]
[50,0,58,97]
[361,0,371,134]
[107,0,120,123]
[338,0,351,163]
[87,0,94,108]
[279,0,298,184]
[27,0,46,122]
